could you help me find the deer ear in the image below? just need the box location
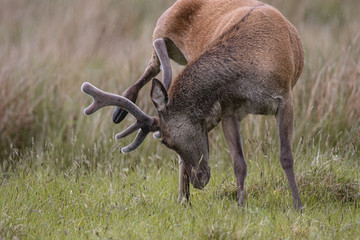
[151,78,168,112]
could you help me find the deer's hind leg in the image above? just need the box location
[222,115,247,207]
[276,96,303,210]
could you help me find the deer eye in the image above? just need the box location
[161,139,174,149]
[161,139,168,146]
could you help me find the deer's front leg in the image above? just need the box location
[178,156,190,204]
[222,115,247,207]
[113,51,160,123]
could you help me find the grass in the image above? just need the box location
[1,151,359,239]
[0,0,359,239]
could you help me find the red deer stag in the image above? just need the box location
[82,0,304,209]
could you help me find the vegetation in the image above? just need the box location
[0,0,359,239]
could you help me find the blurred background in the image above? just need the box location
[0,0,359,173]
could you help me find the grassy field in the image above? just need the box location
[0,0,359,239]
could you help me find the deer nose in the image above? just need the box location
[191,170,210,189]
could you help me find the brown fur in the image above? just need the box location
[153,0,303,83]
[114,0,303,120]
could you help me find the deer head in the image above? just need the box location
[82,39,210,189]
[150,78,211,189]
[82,79,211,189]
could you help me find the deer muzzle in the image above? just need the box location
[190,167,211,189]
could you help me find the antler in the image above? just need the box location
[82,39,172,148]
[81,82,158,153]
[153,38,172,91]
[152,38,173,139]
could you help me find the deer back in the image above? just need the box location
[152,0,303,85]
[166,5,303,111]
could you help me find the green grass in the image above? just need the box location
[0,0,359,239]
[1,147,359,239]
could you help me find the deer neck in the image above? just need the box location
[168,56,231,131]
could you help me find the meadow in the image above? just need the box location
[0,0,359,239]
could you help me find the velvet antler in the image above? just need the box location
[81,82,158,153]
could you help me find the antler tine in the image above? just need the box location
[120,129,150,153]
[154,38,172,91]
[115,122,141,139]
